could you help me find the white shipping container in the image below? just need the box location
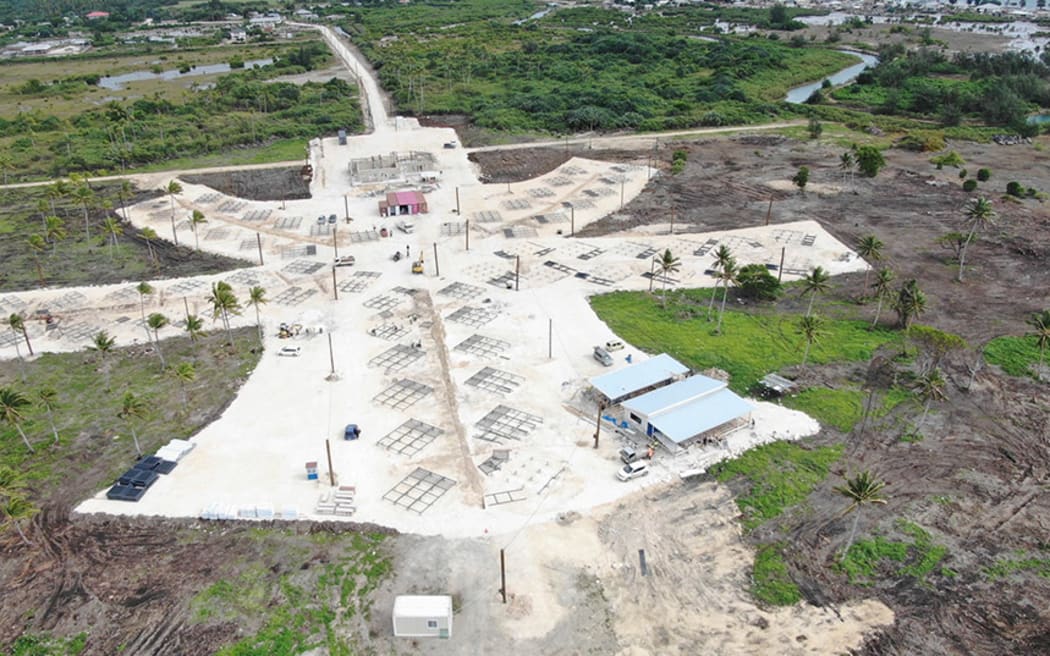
[392,595,453,639]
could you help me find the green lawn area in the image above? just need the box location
[132,137,309,173]
[589,290,900,393]
[752,543,802,606]
[784,386,913,433]
[985,335,1047,380]
[839,520,951,585]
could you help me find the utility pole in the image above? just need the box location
[648,258,655,292]
[331,267,338,301]
[670,206,675,235]
[256,232,264,265]
[455,186,460,215]
[344,194,350,222]
[332,225,339,259]
[778,246,786,283]
[620,177,625,209]
[515,255,520,291]
[499,549,507,604]
[433,242,440,276]
[327,332,336,377]
[325,439,335,487]
[548,318,552,360]
[570,204,575,236]
[465,219,470,251]
[593,402,603,449]
[765,197,773,226]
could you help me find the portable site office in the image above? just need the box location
[392,595,453,639]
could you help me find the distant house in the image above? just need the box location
[230,29,247,42]
[379,190,428,217]
[85,10,110,20]
[589,353,689,405]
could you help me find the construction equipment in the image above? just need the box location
[411,253,424,274]
[278,323,302,339]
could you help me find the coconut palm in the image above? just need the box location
[118,391,147,457]
[247,286,268,342]
[36,387,60,445]
[0,153,11,185]
[835,470,888,560]
[45,215,66,257]
[656,249,680,308]
[912,367,946,432]
[855,234,884,295]
[6,313,33,356]
[707,245,734,321]
[798,314,826,368]
[799,266,831,317]
[714,258,739,335]
[957,197,996,283]
[0,387,34,453]
[184,314,205,343]
[169,361,196,406]
[208,281,242,344]
[102,216,123,259]
[117,179,134,221]
[1025,310,1050,370]
[26,234,46,284]
[870,268,895,328]
[146,313,169,368]
[136,282,154,343]
[140,226,158,263]
[189,210,207,250]
[892,279,926,332]
[87,330,117,389]
[1,495,38,546]
[46,179,70,215]
[165,180,183,246]
[70,182,95,239]
[839,151,854,187]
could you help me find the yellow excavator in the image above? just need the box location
[411,252,424,274]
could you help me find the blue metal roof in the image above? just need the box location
[648,389,753,443]
[589,353,688,401]
[621,374,725,416]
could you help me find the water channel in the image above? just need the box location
[785,51,880,104]
[98,58,274,91]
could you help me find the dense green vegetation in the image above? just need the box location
[339,0,851,133]
[589,290,899,393]
[7,632,87,656]
[783,386,911,433]
[983,550,1050,581]
[839,520,951,585]
[710,441,844,530]
[985,335,1047,379]
[0,41,361,180]
[751,543,802,606]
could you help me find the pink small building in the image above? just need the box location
[379,190,428,217]
[86,10,110,19]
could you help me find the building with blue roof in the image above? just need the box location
[588,353,689,404]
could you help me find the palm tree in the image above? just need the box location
[208,281,242,344]
[800,266,831,317]
[1026,309,1050,371]
[184,314,205,343]
[26,234,46,284]
[189,210,207,250]
[136,282,154,343]
[912,367,946,432]
[46,179,70,215]
[870,268,895,328]
[87,330,116,390]
[0,387,34,453]
[892,279,926,332]
[165,180,183,246]
[44,215,66,257]
[656,249,681,308]
[835,470,888,561]
[957,197,996,283]
[855,234,884,295]
[247,286,267,342]
[707,245,733,321]
[118,391,147,457]
[714,258,739,335]
[798,314,826,368]
[839,151,855,188]
[6,313,33,356]
[0,152,11,185]
[102,216,123,259]
[1,495,38,546]
[146,313,169,368]
[70,182,95,239]
[117,179,134,221]
[169,361,196,406]
[36,387,59,445]
[140,226,158,263]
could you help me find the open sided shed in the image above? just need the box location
[379,190,428,217]
[621,374,752,451]
[589,353,689,405]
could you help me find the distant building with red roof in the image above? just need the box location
[379,190,428,217]
[86,11,110,19]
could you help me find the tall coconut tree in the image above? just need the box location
[1,495,38,546]
[140,226,158,263]
[102,216,123,259]
[247,286,268,342]
[800,266,831,317]
[46,179,70,215]
[835,471,888,561]
[892,279,927,334]
[714,258,739,335]
[169,361,196,406]
[184,314,205,343]
[839,151,855,187]
[44,215,66,257]
[656,249,681,308]
[957,197,996,283]
[0,387,34,453]
[87,330,116,390]
[6,313,33,356]
[0,152,11,185]
[798,314,826,368]
[208,281,242,344]
[707,245,734,321]
[855,234,884,295]
[36,387,60,445]
[117,179,134,221]
[189,210,207,250]
[912,367,946,432]
[118,391,147,457]
[1025,309,1050,371]
[70,182,95,239]
[146,313,169,369]
[26,234,46,284]
[165,180,183,246]
[136,281,154,343]
[870,268,895,329]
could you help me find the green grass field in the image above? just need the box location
[984,335,1047,380]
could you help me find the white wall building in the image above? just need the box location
[392,595,453,638]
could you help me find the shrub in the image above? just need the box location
[854,145,886,177]
[930,150,964,168]
[737,264,781,300]
[963,179,977,192]
[958,168,967,179]
[1006,181,1024,197]
[977,168,991,181]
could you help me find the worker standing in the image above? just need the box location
[406,245,410,257]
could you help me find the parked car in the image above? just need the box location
[333,255,356,267]
[277,346,302,357]
[617,460,649,481]
[328,214,338,224]
[316,215,326,225]
[593,346,614,367]
[344,424,361,440]
[396,220,415,234]
[443,141,457,149]
[605,339,625,352]
[619,446,647,464]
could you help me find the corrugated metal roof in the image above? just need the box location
[589,353,688,400]
[648,388,753,443]
[393,190,424,205]
[622,374,725,416]
[393,595,452,617]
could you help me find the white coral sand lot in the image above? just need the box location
[0,24,894,653]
